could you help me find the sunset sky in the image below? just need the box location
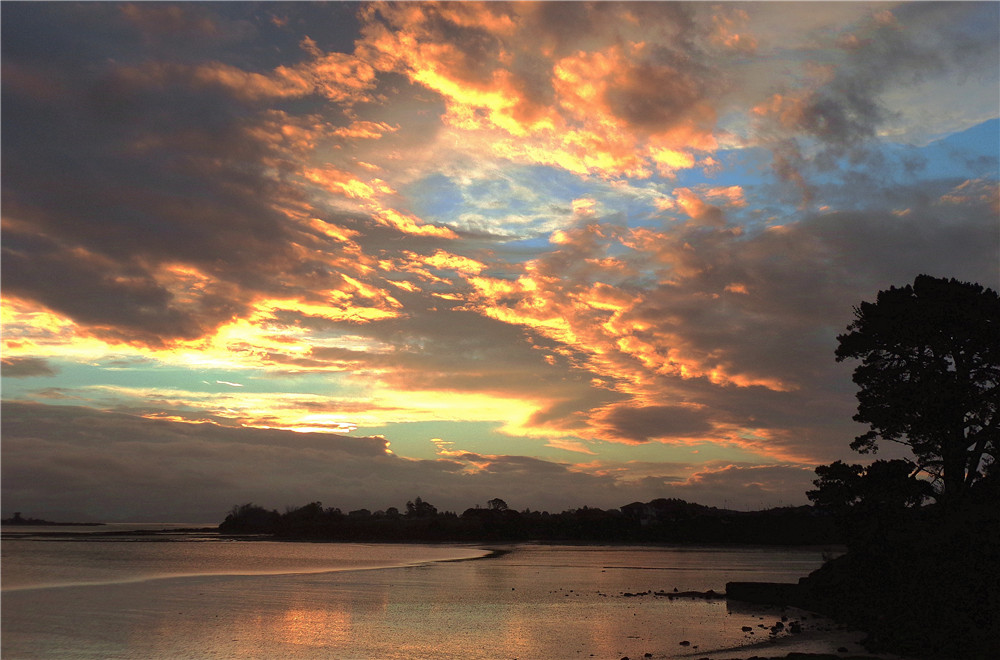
[3,1,998,522]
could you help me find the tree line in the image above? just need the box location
[219,495,840,544]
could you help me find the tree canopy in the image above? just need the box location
[405,496,438,518]
[807,459,931,513]
[835,274,1000,504]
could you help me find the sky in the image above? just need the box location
[2,1,998,522]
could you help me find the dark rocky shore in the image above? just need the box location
[673,655,885,660]
[724,505,1000,660]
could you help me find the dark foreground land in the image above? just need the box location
[637,656,883,660]
[726,497,1000,660]
[680,653,880,660]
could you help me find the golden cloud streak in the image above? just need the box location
[110,382,547,437]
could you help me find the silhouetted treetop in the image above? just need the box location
[808,460,932,517]
[405,496,437,517]
[220,503,280,533]
[835,274,999,505]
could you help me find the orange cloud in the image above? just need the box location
[468,274,582,348]
[673,188,725,226]
[725,283,749,295]
[301,167,456,240]
[430,2,518,35]
[374,209,459,239]
[331,120,398,140]
[939,178,1000,213]
[388,279,421,294]
[355,4,722,180]
[379,257,450,286]
[415,250,487,275]
[711,9,758,54]
[649,147,696,178]
[304,166,394,200]
[1,296,90,356]
[704,185,747,207]
[544,438,597,455]
[752,92,808,129]
[571,198,598,218]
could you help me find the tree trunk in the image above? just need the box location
[942,430,968,507]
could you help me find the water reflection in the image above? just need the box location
[4,543,871,660]
[278,608,351,647]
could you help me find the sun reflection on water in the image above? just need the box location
[278,608,351,647]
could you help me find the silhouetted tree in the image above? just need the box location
[220,503,280,533]
[808,460,931,512]
[487,497,508,511]
[808,459,933,546]
[285,501,324,520]
[835,274,1000,505]
[807,461,864,514]
[405,496,437,517]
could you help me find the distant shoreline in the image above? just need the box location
[1,518,104,527]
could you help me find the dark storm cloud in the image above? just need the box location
[1,357,58,378]
[1,401,391,521]
[117,2,258,48]
[592,404,714,444]
[0,3,377,345]
[2,233,211,343]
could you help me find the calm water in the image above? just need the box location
[2,531,886,660]
[2,534,486,591]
